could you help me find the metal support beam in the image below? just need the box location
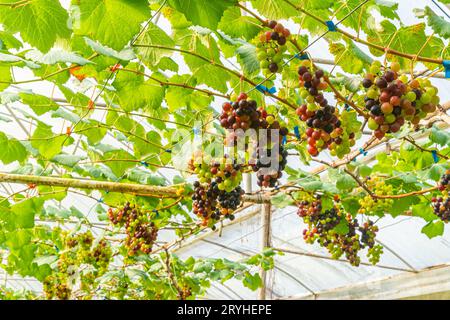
[258,203,272,300]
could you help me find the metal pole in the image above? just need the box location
[258,202,271,300]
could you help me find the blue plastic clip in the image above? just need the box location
[432,150,439,163]
[326,20,337,32]
[359,148,368,156]
[140,161,149,167]
[165,149,172,153]
[54,245,59,252]
[443,60,450,78]
[255,84,276,94]
[295,53,309,60]
[98,198,104,203]
[282,135,287,145]
[294,126,301,139]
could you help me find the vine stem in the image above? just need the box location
[373,186,438,199]
[282,0,444,65]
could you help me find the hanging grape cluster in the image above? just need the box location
[297,194,382,266]
[296,61,356,157]
[439,170,450,191]
[358,177,394,215]
[108,202,158,256]
[191,180,243,226]
[43,231,112,300]
[363,61,440,139]
[256,20,290,76]
[220,93,260,131]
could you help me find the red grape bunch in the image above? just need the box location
[296,62,356,157]
[256,20,290,76]
[251,144,288,188]
[363,61,440,139]
[220,93,260,132]
[108,203,158,256]
[439,170,450,191]
[432,193,450,223]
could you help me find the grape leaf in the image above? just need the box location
[0,0,70,52]
[75,0,151,50]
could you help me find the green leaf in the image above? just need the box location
[329,41,372,74]
[0,132,27,164]
[342,197,361,216]
[390,196,418,217]
[336,173,358,191]
[424,6,450,39]
[75,0,151,50]
[84,37,136,61]
[11,198,44,229]
[271,193,294,209]
[333,218,349,235]
[135,22,175,67]
[250,0,302,19]
[111,64,165,112]
[0,65,12,92]
[421,220,445,239]
[236,43,260,75]
[20,93,59,116]
[430,125,450,146]
[52,154,86,167]
[31,122,70,159]
[25,48,93,65]
[168,0,237,29]
[0,0,70,52]
[218,7,261,40]
[242,272,262,291]
[412,203,438,222]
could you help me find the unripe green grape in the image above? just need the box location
[257,51,267,60]
[370,64,380,74]
[368,118,379,130]
[273,53,282,63]
[367,88,378,99]
[267,48,276,57]
[420,92,432,104]
[260,60,269,68]
[385,114,396,124]
[405,91,416,102]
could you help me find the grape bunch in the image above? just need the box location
[192,181,219,225]
[256,20,290,76]
[257,108,289,140]
[252,144,287,188]
[432,193,450,223]
[297,194,382,266]
[358,177,394,215]
[363,61,440,139]
[108,202,158,256]
[190,156,243,192]
[439,170,450,191]
[296,62,356,157]
[220,93,260,131]
[359,221,383,265]
[44,231,112,300]
[192,181,243,225]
